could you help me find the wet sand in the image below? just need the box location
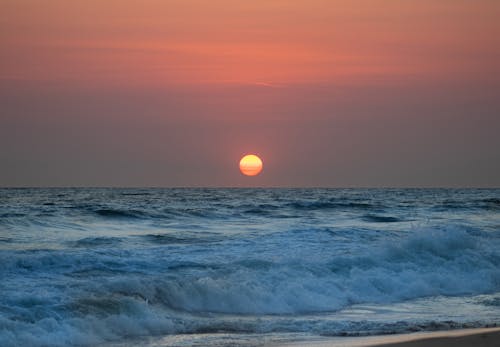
[277,327,500,347]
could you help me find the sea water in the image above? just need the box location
[0,188,499,346]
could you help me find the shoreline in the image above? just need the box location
[276,327,500,347]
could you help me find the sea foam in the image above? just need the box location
[0,188,499,346]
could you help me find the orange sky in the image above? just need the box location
[2,0,498,87]
[1,1,499,187]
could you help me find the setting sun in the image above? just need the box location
[239,154,263,176]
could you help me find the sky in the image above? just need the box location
[1,0,499,187]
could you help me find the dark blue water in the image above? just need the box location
[1,188,499,346]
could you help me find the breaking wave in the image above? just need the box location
[1,226,499,346]
[1,188,499,346]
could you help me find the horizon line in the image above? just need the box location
[1,186,499,189]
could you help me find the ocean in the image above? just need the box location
[0,188,499,346]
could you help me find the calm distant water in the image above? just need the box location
[1,188,499,347]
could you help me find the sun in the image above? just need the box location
[239,154,263,176]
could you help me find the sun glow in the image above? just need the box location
[239,154,263,176]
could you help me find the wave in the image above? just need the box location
[362,214,401,223]
[0,213,26,218]
[0,299,497,347]
[433,198,500,211]
[120,192,153,196]
[287,201,376,211]
[480,297,500,307]
[1,188,500,346]
[93,208,146,219]
[3,228,499,314]
[482,198,500,205]
[69,237,123,248]
[139,233,223,245]
[144,229,498,315]
[1,227,499,347]
[479,198,500,211]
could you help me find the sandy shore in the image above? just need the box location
[276,327,500,347]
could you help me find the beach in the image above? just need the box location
[278,328,500,347]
